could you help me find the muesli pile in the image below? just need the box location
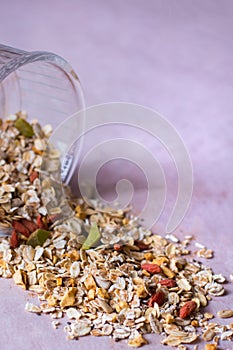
[0,113,233,350]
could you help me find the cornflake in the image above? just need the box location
[0,113,232,349]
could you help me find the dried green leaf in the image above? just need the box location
[15,118,34,137]
[82,223,101,250]
[27,229,50,248]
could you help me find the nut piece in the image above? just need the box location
[217,309,233,318]
[60,287,77,308]
[84,274,96,290]
[128,334,148,348]
[204,344,217,350]
[161,266,175,278]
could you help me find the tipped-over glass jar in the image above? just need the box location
[0,44,85,183]
[0,44,85,236]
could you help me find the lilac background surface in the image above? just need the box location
[0,1,233,349]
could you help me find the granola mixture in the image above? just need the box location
[0,114,233,349]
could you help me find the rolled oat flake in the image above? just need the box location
[217,309,233,318]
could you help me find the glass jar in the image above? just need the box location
[0,44,84,121]
[0,44,85,182]
[0,44,85,235]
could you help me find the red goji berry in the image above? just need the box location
[141,263,161,274]
[159,279,176,288]
[179,301,197,319]
[148,290,165,307]
[10,230,19,248]
[12,220,30,237]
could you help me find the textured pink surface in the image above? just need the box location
[1,1,233,349]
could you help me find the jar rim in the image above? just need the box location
[0,44,80,83]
